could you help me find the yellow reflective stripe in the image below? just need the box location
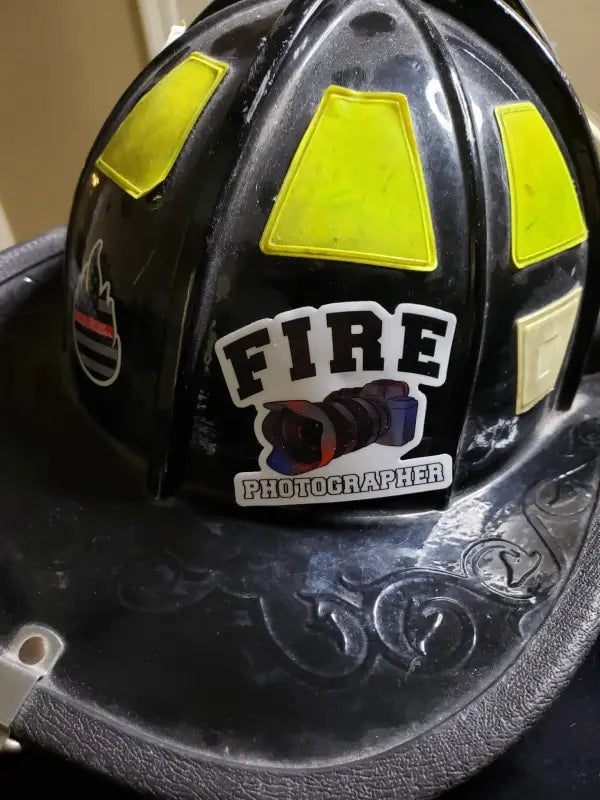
[516,286,582,414]
[96,52,228,199]
[260,86,437,272]
[495,102,587,269]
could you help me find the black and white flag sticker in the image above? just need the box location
[73,239,122,387]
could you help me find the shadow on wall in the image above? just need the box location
[0,0,147,244]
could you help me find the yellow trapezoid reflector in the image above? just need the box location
[260,86,438,272]
[495,102,588,269]
[516,285,582,415]
[96,52,228,199]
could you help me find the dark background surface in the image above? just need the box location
[3,638,600,799]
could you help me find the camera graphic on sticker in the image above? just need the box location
[262,380,419,476]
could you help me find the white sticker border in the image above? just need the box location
[216,301,457,507]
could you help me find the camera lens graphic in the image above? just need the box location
[263,381,419,475]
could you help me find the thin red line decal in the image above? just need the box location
[74,309,114,338]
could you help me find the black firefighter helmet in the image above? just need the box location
[2,0,600,797]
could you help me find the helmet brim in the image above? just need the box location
[3,231,600,799]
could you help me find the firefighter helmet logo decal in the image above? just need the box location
[73,239,122,387]
[216,302,457,506]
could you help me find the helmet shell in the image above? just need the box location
[66,0,600,512]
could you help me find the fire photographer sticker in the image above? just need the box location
[215,302,457,507]
[73,239,122,387]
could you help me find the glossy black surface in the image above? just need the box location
[6,0,600,794]
[426,0,600,410]
[65,0,600,511]
[66,0,285,467]
[2,257,600,766]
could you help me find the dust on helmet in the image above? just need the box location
[2,1,600,798]
[68,0,598,516]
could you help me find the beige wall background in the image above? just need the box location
[0,0,147,246]
[529,0,600,111]
[0,0,597,246]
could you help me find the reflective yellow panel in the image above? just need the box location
[96,52,228,199]
[260,86,437,271]
[495,103,587,269]
[516,286,582,414]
